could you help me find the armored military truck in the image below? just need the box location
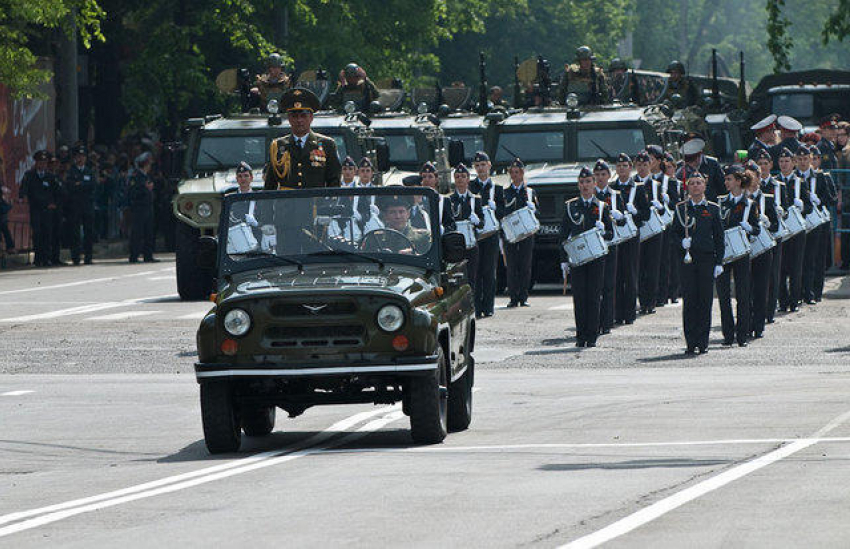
[748,70,850,134]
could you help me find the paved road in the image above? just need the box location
[2,256,850,547]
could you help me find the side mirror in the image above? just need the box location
[448,139,465,167]
[197,236,218,270]
[376,141,391,172]
[441,231,466,263]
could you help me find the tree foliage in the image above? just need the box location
[823,0,850,43]
[766,0,792,73]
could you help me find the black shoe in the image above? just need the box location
[738,341,748,347]
[815,297,822,303]
[484,312,494,318]
[129,258,139,263]
[789,305,799,312]
[506,301,518,308]
[586,341,597,348]
[625,319,635,325]
[656,301,666,308]
[615,319,624,325]
[143,257,160,263]
[670,298,679,304]
[84,259,93,265]
[779,305,788,312]
[575,340,586,348]
[753,332,763,339]
[520,301,530,307]
[600,328,611,335]
[805,299,815,305]
[72,259,80,266]
[722,338,734,346]
[766,318,775,324]
[51,260,67,266]
[685,347,696,355]
[699,346,708,354]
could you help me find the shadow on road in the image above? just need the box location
[538,458,730,471]
[636,353,698,363]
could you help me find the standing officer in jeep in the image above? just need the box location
[557,46,610,106]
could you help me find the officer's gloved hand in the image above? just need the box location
[652,199,663,210]
[794,198,804,209]
[244,213,258,227]
[713,265,724,278]
[595,220,605,231]
[560,262,569,279]
[810,192,821,206]
[488,199,497,211]
[682,237,691,250]
[740,221,753,233]
[612,210,624,221]
[760,214,769,226]
[261,233,277,251]
[369,203,381,217]
[469,212,480,226]
[662,194,670,204]
[627,203,638,215]
[527,202,537,212]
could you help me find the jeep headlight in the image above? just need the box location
[376,304,404,332]
[197,201,213,218]
[267,99,280,114]
[223,308,251,337]
[566,93,579,109]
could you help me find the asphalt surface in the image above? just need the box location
[2,255,850,547]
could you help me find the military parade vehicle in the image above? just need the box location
[193,186,475,453]
[748,69,850,134]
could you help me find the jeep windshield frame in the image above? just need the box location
[218,187,443,276]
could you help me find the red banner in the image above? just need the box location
[0,80,56,251]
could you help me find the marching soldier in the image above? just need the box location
[450,164,485,303]
[593,159,626,334]
[811,148,838,300]
[127,153,158,263]
[264,88,342,190]
[561,166,614,347]
[679,134,725,201]
[611,153,650,324]
[647,145,679,308]
[329,63,380,111]
[250,52,291,109]
[717,166,761,347]
[816,116,840,171]
[796,145,822,305]
[673,169,725,354]
[634,151,664,315]
[413,162,455,233]
[18,150,58,267]
[470,151,505,318]
[745,161,779,339]
[776,147,811,312]
[663,154,683,303]
[340,156,358,187]
[748,114,778,162]
[65,144,97,265]
[503,158,538,308]
[661,61,702,107]
[556,46,610,106]
[755,149,789,324]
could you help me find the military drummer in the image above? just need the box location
[264,88,342,190]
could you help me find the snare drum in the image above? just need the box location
[658,206,673,227]
[227,222,258,254]
[609,213,638,245]
[784,206,806,237]
[722,226,751,264]
[804,208,825,231]
[476,207,500,240]
[770,215,790,242]
[639,209,665,242]
[563,228,609,268]
[749,225,776,258]
[501,206,540,244]
[455,220,477,249]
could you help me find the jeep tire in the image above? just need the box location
[408,348,448,444]
[448,354,473,433]
[176,222,215,301]
[242,406,276,437]
[200,380,242,454]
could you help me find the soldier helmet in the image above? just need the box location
[344,63,361,77]
[575,46,593,61]
[667,60,685,74]
[609,58,627,71]
[267,53,283,68]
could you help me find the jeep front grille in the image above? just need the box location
[263,325,366,348]
[269,300,358,318]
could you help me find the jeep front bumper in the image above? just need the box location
[194,355,439,381]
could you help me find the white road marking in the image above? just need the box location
[548,303,573,311]
[0,404,404,537]
[86,311,161,321]
[178,311,210,320]
[146,276,174,281]
[0,391,34,397]
[0,294,177,323]
[0,268,173,296]
[812,408,850,437]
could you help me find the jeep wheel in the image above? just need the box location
[448,354,473,432]
[200,381,241,454]
[242,406,276,437]
[176,222,215,301]
[408,348,448,444]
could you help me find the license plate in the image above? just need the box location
[538,224,560,236]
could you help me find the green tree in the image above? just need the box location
[0,0,104,98]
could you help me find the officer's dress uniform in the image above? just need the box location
[560,196,614,346]
[673,199,724,352]
[127,170,156,262]
[813,169,838,301]
[49,173,67,265]
[637,174,666,314]
[778,172,812,311]
[449,190,485,300]
[654,172,680,306]
[798,169,824,304]
[749,188,780,338]
[65,162,97,264]
[470,176,505,317]
[611,177,650,323]
[760,175,789,323]
[595,185,627,332]
[716,193,760,345]
[20,166,58,266]
[503,183,538,306]
[264,131,342,191]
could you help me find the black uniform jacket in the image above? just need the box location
[559,196,614,262]
[470,177,506,220]
[673,200,725,264]
[718,194,762,235]
[611,178,651,227]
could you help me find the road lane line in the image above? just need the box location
[0,268,173,296]
[86,311,161,321]
[0,391,34,397]
[0,404,402,535]
[559,439,819,549]
[178,311,210,320]
[548,304,573,311]
[812,408,850,437]
[0,294,176,322]
[146,276,174,281]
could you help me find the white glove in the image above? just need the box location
[527,202,536,212]
[627,203,638,215]
[351,210,362,223]
[714,265,724,278]
[740,221,753,234]
[652,199,663,210]
[662,194,670,204]
[370,203,381,217]
[488,199,496,211]
[595,220,605,231]
[469,212,480,225]
[682,237,691,250]
[560,262,569,278]
[794,198,804,209]
[244,213,258,227]
[261,233,277,251]
[810,193,821,206]
[612,210,624,221]
[776,206,785,216]
[759,214,769,226]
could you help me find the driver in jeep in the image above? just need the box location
[359,197,431,255]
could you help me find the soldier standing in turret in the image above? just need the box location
[557,46,609,106]
[329,63,379,111]
[251,53,291,110]
[661,61,702,107]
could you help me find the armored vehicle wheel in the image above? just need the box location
[200,381,242,454]
[176,222,215,301]
[242,406,276,437]
[448,354,473,432]
[408,348,448,444]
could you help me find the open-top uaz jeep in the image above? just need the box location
[194,186,475,453]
